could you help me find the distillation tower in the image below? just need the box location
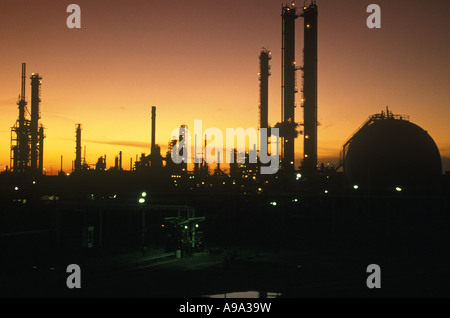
[10,63,45,175]
[301,2,318,179]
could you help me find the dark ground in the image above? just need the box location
[1,175,449,298]
[2,239,449,298]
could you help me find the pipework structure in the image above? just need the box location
[300,2,318,178]
[10,63,45,175]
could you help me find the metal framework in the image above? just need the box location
[10,63,45,175]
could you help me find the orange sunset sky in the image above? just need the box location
[0,0,449,174]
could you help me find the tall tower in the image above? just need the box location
[151,106,156,154]
[301,2,318,178]
[14,63,29,173]
[259,49,271,130]
[30,73,42,173]
[149,106,163,168]
[38,126,45,174]
[281,3,299,172]
[75,124,82,171]
[10,63,45,175]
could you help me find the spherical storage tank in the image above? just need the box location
[343,109,442,194]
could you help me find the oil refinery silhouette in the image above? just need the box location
[1,2,449,298]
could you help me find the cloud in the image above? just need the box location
[85,139,150,149]
[52,137,150,149]
[44,111,77,124]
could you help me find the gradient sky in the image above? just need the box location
[1,0,449,174]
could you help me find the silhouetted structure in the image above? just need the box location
[10,63,45,175]
[151,106,156,153]
[30,73,43,174]
[166,125,189,174]
[342,107,442,195]
[135,106,164,170]
[259,48,271,130]
[11,63,28,173]
[75,124,82,172]
[278,3,299,172]
[1,3,450,299]
[149,106,163,168]
[301,2,318,178]
[39,125,44,173]
[96,156,106,171]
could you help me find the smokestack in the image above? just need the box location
[151,106,156,154]
[75,124,82,171]
[119,151,122,170]
[301,2,318,177]
[20,63,26,102]
[217,151,221,170]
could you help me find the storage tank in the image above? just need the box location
[343,108,442,195]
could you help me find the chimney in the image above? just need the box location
[151,106,156,154]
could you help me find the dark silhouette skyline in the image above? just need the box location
[0,0,449,173]
[1,0,449,299]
